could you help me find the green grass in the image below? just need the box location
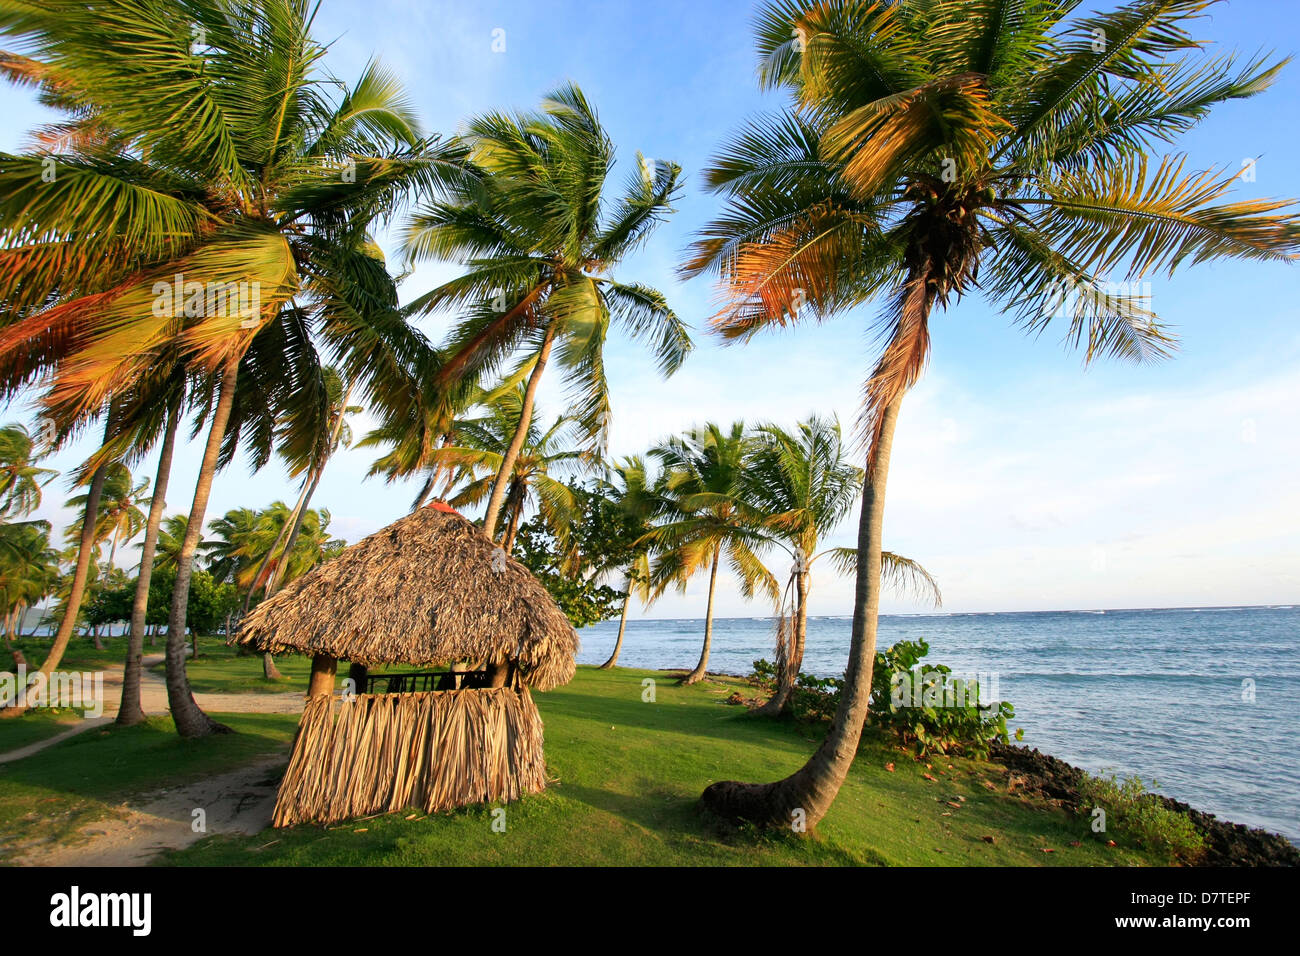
[0,709,93,753]
[0,656,1170,866]
[175,643,315,694]
[154,665,1159,867]
[0,712,298,861]
[6,632,140,671]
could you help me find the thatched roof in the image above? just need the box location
[236,505,578,690]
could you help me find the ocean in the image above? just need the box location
[577,605,1300,843]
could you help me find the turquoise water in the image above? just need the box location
[579,605,1300,842]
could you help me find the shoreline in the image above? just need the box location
[987,744,1298,866]
[699,666,1299,865]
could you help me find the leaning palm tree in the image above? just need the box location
[436,386,589,554]
[744,415,940,715]
[647,422,780,685]
[402,83,691,539]
[0,423,57,518]
[115,379,183,726]
[361,358,529,512]
[686,0,1300,827]
[257,367,358,601]
[0,0,468,735]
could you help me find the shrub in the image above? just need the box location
[749,638,1018,756]
[1078,772,1205,862]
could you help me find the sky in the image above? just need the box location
[2,0,1298,619]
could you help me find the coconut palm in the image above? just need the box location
[249,366,358,605]
[686,0,1300,827]
[0,521,58,648]
[117,388,182,725]
[206,506,279,594]
[402,83,691,539]
[151,515,202,580]
[63,461,146,648]
[647,422,780,685]
[0,424,57,518]
[86,462,149,582]
[596,456,660,669]
[743,416,940,715]
[361,359,529,512]
[0,0,468,735]
[435,385,589,554]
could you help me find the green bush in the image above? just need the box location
[1078,772,1205,862]
[749,638,1018,757]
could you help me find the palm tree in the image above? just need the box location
[88,463,149,582]
[686,0,1300,828]
[361,359,529,512]
[596,456,660,669]
[435,386,589,554]
[151,515,201,580]
[247,366,358,606]
[0,522,58,650]
[118,392,181,725]
[402,83,691,539]
[743,416,940,714]
[0,0,468,736]
[0,424,57,518]
[647,423,780,685]
[63,461,146,648]
[206,506,279,596]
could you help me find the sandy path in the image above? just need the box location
[14,756,287,866]
[2,655,305,865]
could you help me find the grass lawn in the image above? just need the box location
[152,665,1163,867]
[175,644,314,694]
[0,709,94,753]
[0,655,1172,866]
[6,633,142,672]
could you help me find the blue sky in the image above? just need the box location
[3,0,1299,617]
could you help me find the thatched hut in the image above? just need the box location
[236,502,578,827]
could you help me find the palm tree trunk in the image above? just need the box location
[681,541,722,686]
[257,466,322,683]
[701,394,904,826]
[499,483,525,553]
[482,326,556,540]
[599,590,632,669]
[118,399,180,726]
[1,459,110,718]
[264,464,324,598]
[759,567,809,716]
[165,359,240,738]
[257,379,349,682]
[89,528,120,651]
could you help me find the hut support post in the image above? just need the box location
[307,653,337,698]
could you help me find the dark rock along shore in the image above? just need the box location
[989,743,1299,866]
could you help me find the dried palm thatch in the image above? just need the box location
[236,505,578,690]
[273,687,548,827]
